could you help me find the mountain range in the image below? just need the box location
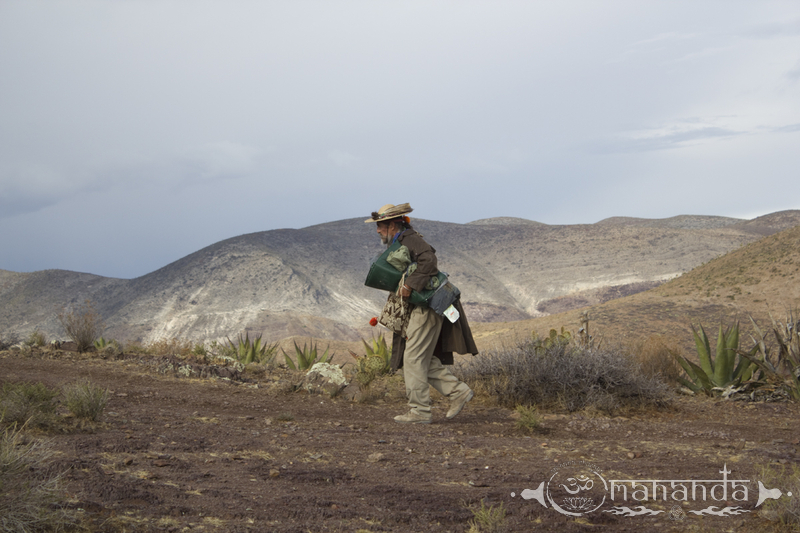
[1,210,799,348]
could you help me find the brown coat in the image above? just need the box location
[388,227,479,370]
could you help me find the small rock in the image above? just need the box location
[269,469,280,478]
[367,453,385,463]
[301,363,348,397]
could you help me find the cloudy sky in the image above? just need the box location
[1,1,799,279]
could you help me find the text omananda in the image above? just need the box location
[609,465,746,502]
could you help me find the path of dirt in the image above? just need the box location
[2,349,799,532]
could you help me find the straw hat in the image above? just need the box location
[364,203,413,224]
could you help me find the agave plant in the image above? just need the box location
[226,332,278,365]
[675,322,756,395]
[742,313,800,400]
[94,337,110,350]
[282,340,334,371]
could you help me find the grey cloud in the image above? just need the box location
[0,140,266,220]
[773,123,800,133]
[741,17,800,38]
[596,127,742,154]
[327,150,361,168]
[788,60,800,81]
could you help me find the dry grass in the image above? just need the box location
[629,334,684,384]
[0,381,59,429]
[0,427,73,532]
[144,338,195,357]
[758,463,800,530]
[63,380,109,422]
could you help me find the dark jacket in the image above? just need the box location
[389,227,479,370]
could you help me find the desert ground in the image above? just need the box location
[3,346,799,533]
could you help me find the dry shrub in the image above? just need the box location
[146,338,194,356]
[57,299,104,353]
[456,341,670,414]
[0,382,59,429]
[0,427,73,532]
[0,331,20,351]
[26,329,47,347]
[63,380,109,422]
[629,335,683,384]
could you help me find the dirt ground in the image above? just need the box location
[3,348,799,533]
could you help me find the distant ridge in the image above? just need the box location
[594,214,744,230]
[1,210,798,346]
[467,217,545,226]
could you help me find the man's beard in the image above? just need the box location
[380,232,390,245]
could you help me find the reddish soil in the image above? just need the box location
[3,349,799,532]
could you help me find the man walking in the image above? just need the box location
[365,203,478,424]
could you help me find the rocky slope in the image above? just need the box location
[1,210,798,345]
[473,216,800,355]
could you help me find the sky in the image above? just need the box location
[1,1,799,279]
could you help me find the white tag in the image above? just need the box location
[443,304,460,323]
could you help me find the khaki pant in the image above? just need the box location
[403,306,470,414]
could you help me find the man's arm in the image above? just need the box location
[401,234,438,293]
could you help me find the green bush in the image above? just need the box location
[514,405,541,434]
[467,499,507,533]
[0,426,73,532]
[25,329,47,347]
[0,382,59,429]
[56,299,104,353]
[282,340,334,371]
[63,380,109,422]
[192,342,208,358]
[456,340,669,414]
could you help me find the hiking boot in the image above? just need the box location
[394,410,432,424]
[446,388,474,419]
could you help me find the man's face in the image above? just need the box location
[376,221,397,245]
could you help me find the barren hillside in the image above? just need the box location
[473,217,800,356]
[1,210,798,346]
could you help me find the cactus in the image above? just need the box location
[530,327,572,355]
[350,334,392,389]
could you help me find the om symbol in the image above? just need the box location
[561,475,594,494]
